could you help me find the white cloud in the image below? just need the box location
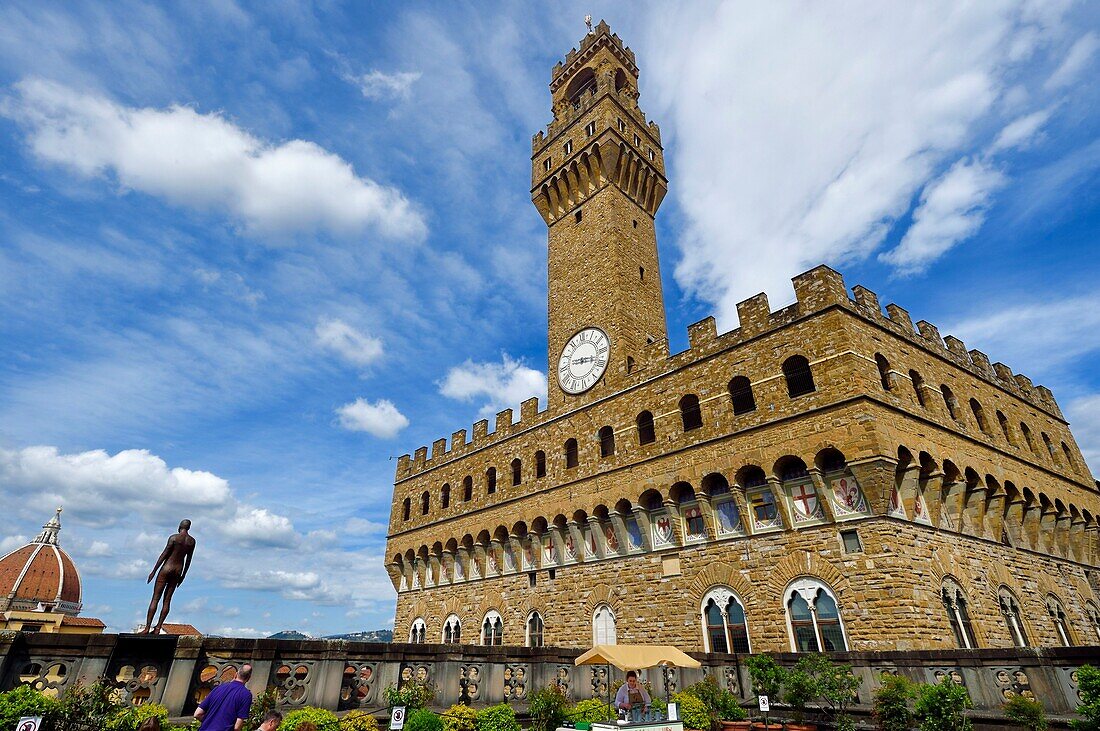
[336,398,409,438]
[641,3,1073,324]
[1045,31,1099,89]
[880,158,1006,275]
[220,507,299,548]
[438,353,545,417]
[0,535,28,555]
[990,109,1052,152]
[349,70,422,100]
[2,78,426,240]
[1065,395,1100,478]
[315,317,384,367]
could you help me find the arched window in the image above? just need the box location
[941,579,978,649]
[527,611,545,648]
[636,411,656,445]
[1042,432,1057,463]
[701,587,751,654]
[969,399,989,434]
[511,458,522,486]
[443,614,461,644]
[998,588,1029,647]
[1084,601,1100,643]
[535,450,547,478]
[875,353,892,391]
[1061,442,1076,470]
[1047,596,1074,647]
[940,385,959,420]
[785,579,847,652]
[782,355,815,397]
[728,376,756,415]
[420,491,430,516]
[441,483,451,510]
[463,476,473,502]
[486,467,497,495]
[997,411,1014,445]
[481,610,503,646]
[599,426,616,458]
[680,394,703,431]
[402,497,411,522]
[909,369,927,407]
[1021,423,1036,454]
[593,604,616,645]
[409,617,426,644]
[564,438,579,469]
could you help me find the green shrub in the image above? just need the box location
[442,703,479,731]
[530,684,570,731]
[406,708,444,731]
[476,703,521,731]
[1074,665,1100,731]
[671,691,711,731]
[745,655,785,701]
[248,688,279,729]
[278,706,340,731]
[569,698,614,724]
[682,675,745,724]
[343,709,381,731]
[56,681,119,726]
[0,685,59,729]
[107,703,169,731]
[914,677,972,731]
[783,666,818,723]
[650,698,669,719]
[1004,694,1046,731]
[385,683,436,711]
[872,674,916,731]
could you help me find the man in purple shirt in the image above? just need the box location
[194,664,254,731]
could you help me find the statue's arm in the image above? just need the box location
[148,537,174,583]
[179,542,195,584]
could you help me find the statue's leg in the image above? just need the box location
[154,575,180,632]
[143,574,169,633]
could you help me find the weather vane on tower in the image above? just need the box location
[585,15,593,33]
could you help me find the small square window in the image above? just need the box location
[528,572,537,588]
[547,568,556,580]
[585,121,596,136]
[575,209,582,223]
[564,140,573,155]
[543,158,551,171]
[840,529,862,554]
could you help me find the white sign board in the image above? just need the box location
[757,695,770,713]
[666,701,679,722]
[390,705,407,730]
[17,718,43,731]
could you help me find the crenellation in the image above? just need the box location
[736,292,772,335]
[687,316,717,349]
[521,397,540,422]
[885,304,915,333]
[851,285,882,316]
[791,265,847,313]
[968,349,994,377]
[916,321,944,347]
[451,429,467,453]
[396,454,411,479]
[432,439,447,459]
[943,335,969,360]
[413,446,428,467]
[473,419,489,443]
[495,409,513,434]
[1014,374,1034,395]
[993,362,1016,386]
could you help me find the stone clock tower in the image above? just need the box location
[531,21,669,408]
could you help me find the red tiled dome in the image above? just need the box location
[0,509,83,615]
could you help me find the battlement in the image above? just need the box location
[395,265,1064,481]
[550,20,637,92]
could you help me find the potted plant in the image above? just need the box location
[802,655,861,731]
[682,676,749,731]
[783,661,820,731]
[871,673,916,731]
[671,690,713,731]
[744,655,785,731]
[913,676,971,731]
[1002,694,1047,731]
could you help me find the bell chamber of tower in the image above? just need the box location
[532,21,670,408]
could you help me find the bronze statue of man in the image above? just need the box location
[142,519,196,634]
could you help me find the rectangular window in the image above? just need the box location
[528,572,536,588]
[585,121,596,136]
[840,529,862,553]
[548,568,556,580]
[543,158,551,171]
[564,140,573,155]
[649,149,656,160]
[617,118,626,132]
[633,133,641,146]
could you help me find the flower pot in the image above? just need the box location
[720,723,752,731]
[786,724,818,731]
[749,724,782,731]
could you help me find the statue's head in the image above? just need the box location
[179,519,192,531]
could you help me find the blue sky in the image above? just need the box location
[0,1,1097,637]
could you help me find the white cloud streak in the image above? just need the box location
[315,318,384,367]
[336,398,409,438]
[349,70,422,101]
[2,78,426,240]
[438,353,545,417]
[1045,31,1099,89]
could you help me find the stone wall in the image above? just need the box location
[0,632,1095,723]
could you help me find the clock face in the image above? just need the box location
[558,327,610,394]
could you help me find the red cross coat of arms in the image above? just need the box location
[790,482,819,518]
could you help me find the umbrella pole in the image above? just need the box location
[606,663,612,723]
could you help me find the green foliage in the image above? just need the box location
[914,677,972,731]
[343,709,381,731]
[107,702,169,731]
[278,706,340,731]
[745,655,785,700]
[569,699,614,724]
[649,698,668,719]
[671,691,711,731]
[682,675,745,724]
[1003,694,1047,731]
[406,708,444,731]
[871,673,916,731]
[442,703,479,731]
[248,688,279,729]
[782,666,819,723]
[385,682,436,711]
[475,703,521,731]
[1074,665,1100,731]
[56,681,119,726]
[0,685,59,729]
[530,684,570,731]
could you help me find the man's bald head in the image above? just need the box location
[237,664,253,682]
[179,519,191,531]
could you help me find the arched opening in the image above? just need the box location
[593,604,616,645]
[486,467,497,495]
[535,450,547,478]
[564,438,579,469]
[701,587,750,653]
[462,475,473,502]
[782,355,815,397]
[786,579,847,652]
[998,588,1029,647]
[402,497,411,522]
[728,376,756,415]
[441,483,451,510]
[1020,423,1036,454]
[481,610,503,646]
[420,491,430,516]
[942,578,978,649]
[598,426,616,458]
[511,458,522,486]
[527,611,545,648]
[969,398,989,434]
[875,353,892,391]
[564,67,597,108]
[909,369,926,407]
[940,384,959,420]
[636,410,656,445]
[997,411,1014,445]
[443,614,461,644]
[680,394,703,431]
[409,617,426,644]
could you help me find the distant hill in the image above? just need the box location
[265,629,392,642]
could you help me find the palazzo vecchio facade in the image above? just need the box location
[386,23,1100,655]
